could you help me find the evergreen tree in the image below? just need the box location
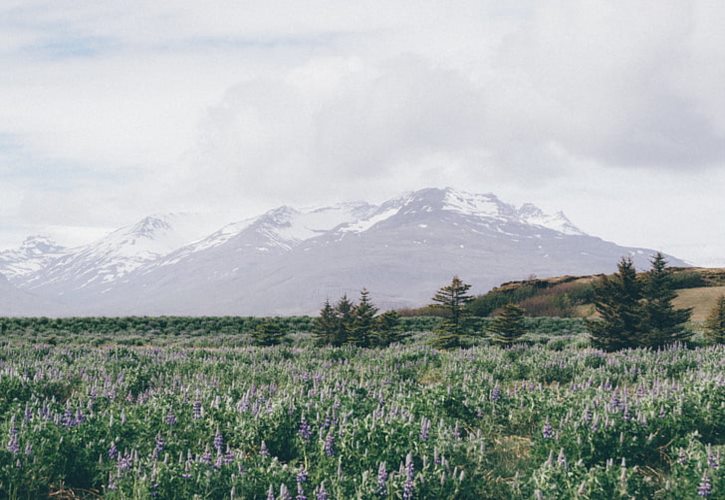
[641,252,692,347]
[349,289,378,347]
[250,318,286,346]
[704,295,725,344]
[313,299,339,346]
[430,276,473,349]
[588,257,644,351]
[374,310,408,347]
[335,295,355,346]
[488,303,526,347]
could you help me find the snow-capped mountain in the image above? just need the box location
[0,235,67,281]
[2,187,687,316]
[20,213,219,294]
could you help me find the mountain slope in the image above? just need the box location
[19,213,217,294]
[3,187,688,316]
[0,273,63,316]
[0,236,67,282]
[49,187,685,316]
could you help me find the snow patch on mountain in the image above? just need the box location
[0,236,67,280]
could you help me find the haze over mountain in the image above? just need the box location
[0,187,686,316]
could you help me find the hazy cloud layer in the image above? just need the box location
[0,1,723,265]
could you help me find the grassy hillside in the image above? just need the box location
[462,267,725,320]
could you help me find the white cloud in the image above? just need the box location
[0,1,723,264]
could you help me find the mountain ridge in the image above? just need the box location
[0,187,687,316]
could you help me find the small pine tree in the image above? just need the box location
[488,303,526,347]
[335,295,355,346]
[349,289,378,347]
[313,300,339,346]
[704,295,725,344]
[430,276,473,349]
[641,252,692,347]
[251,318,286,346]
[588,257,643,351]
[374,310,408,347]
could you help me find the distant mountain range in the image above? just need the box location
[0,187,686,316]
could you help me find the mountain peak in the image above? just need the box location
[128,216,173,238]
[20,235,65,254]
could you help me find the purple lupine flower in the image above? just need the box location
[267,485,275,500]
[419,417,430,441]
[707,447,720,469]
[609,393,621,411]
[324,431,335,457]
[698,473,712,497]
[117,455,133,472]
[260,441,270,457]
[678,449,688,465]
[224,446,235,465]
[165,411,177,426]
[403,453,414,500]
[377,462,388,496]
[315,484,329,500]
[214,429,224,452]
[62,407,74,427]
[582,407,593,423]
[280,484,292,500]
[192,401,202,420]
[23,404,32,422]
[201,447,212,465]
[557,449,567,468]
[491,385,501,402]
[108,442,119,460]
[299,416,312,441]
[296,483,307,500]
[542,420,554,439]
[152,434,164,460]
[181,461,192,479]
[297,468,309,484]
[107,473,117,491]
[6,423,19,455]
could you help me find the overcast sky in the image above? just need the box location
[0,1,723,266]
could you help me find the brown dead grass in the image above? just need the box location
[674,286,725,321]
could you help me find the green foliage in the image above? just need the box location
[313,300,339,346]
[489,303,526,346]
[705,295,725,344]
[430,276,473,349]
[335,295,355,346]
[589,257,644,351]
[589,255,693,351]
[374,310,408,347]
[250,318,287,346]
[0,336,723,499]
[350,288,378,347]
[641,253,692,347]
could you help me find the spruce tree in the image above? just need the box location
[350,289,378,347]
[430,276,473,349]
[488,303,526,347]
[335,295,355,346]
[641,252,692,347]
[704,295,725,344]
[588,257,643,351]
[374,310,408,347]
[251,318,286,346]
[313,300,339,346]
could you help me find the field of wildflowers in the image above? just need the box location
[0,329,722,498]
